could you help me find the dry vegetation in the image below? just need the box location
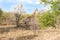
[0,26,60,40]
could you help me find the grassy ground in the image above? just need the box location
[0,25,60,40]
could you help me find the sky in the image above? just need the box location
[0,0,51,13]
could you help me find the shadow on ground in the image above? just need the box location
[0,35,37,40]
[0,26,18,34]
[15,35,37,40]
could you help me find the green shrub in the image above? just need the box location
[37,11,56,29]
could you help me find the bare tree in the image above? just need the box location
[14,4,25,27]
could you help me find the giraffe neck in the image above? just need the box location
[31,8,38,18]
[26,8,38,20]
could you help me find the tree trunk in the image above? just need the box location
[16,17,20,27]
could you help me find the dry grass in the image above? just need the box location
[0,26,60,40]
[0,25,37,40]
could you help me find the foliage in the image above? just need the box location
[37,11,57,28]
[40,0,60,13]
[14,4,25,27]
[0,8,7,18]
[39,0,60,29]
[0,8,3,17]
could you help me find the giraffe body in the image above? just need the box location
[24,8,40,30]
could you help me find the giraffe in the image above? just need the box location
[24,8,39,30]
